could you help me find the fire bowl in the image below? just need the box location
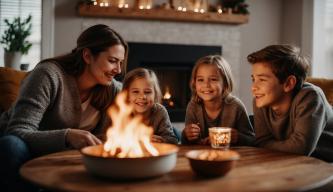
[185,149,240,177]
[81,143,179,179]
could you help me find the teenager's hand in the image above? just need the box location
[184,124,201,141]
[66,129,102,149]
[151,135,165,143]
[199,137,210,145]
[230,128,238,144]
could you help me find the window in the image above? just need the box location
[0,0,42,70]
[313,0,333,78]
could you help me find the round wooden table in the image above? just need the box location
[20,146,333,191]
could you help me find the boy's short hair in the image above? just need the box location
[247,44,309,94]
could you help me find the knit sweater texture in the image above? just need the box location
[254,82,333,161]
[182,95,255,145]
[0,62,121,156]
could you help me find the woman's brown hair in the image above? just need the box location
[41,24,128,111]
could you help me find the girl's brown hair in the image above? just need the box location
[190,55,234,103]
[122,68,162,104]
[41,24,128,111]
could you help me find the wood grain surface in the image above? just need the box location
[20,145,333,192]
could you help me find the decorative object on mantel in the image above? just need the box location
[0,15,32,70]
[218,0,249,14]
[136,0,153,9]
[77,0,249,24]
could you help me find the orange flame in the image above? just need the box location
[103,91,159,158]
[163,86,171,100]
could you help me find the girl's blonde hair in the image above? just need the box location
[190,55,234,103]
[123,68,162,103]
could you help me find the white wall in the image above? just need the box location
[239,0,283,113]
[52,0,285,114]
[313,0,333,78]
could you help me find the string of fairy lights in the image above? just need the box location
[87,0,236,14]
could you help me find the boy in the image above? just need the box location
[248,44,333,162]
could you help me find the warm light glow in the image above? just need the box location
[118,0,125,8]
[103,92,159,158]
[193,0,201,13]
[124,4,129,8]
[93,1,97,6]
[104,2,109,7]
[200,8,205,13]
[137,0,152,10]
[218,9,223,14]
[163,86,171,100]
[177,6,182,11]
[99,2,104,7]
[182,7,187,12]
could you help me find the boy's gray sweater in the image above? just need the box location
[254,82,333,162]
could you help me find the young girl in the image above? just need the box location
[122,68,178,144]
[182,55,255,145]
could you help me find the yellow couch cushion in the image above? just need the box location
[306,77,333,106]
[0,67,28,111]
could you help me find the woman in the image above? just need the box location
[0,24,127,191]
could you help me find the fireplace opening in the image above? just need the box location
[126,42,222,122]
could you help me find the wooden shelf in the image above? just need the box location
[78,4,249,25]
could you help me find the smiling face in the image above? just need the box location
[251,62,292,110]
[128,77,155,115]
[86,44,125,86]
[195,64,223,103]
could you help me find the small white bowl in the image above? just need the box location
[81,143,179,179]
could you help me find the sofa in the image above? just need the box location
[306,77,333,106]
[0,67,28,113]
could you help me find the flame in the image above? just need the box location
[163,86,171,100]
[103,91,159,158]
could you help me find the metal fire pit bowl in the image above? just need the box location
[81,143,179,179]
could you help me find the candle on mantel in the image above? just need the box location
[217,5,223,14]
[96,0,110,7]
[137,0,152,10]
[118,0,124,8]
[118,0,129,8]
[193,0,200,13]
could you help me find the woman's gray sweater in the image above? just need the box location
[0,62,121,156]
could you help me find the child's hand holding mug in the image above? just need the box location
[184,123,201,141]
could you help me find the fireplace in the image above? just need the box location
[126,42,222,122]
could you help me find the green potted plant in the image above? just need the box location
[0,15,32,70]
